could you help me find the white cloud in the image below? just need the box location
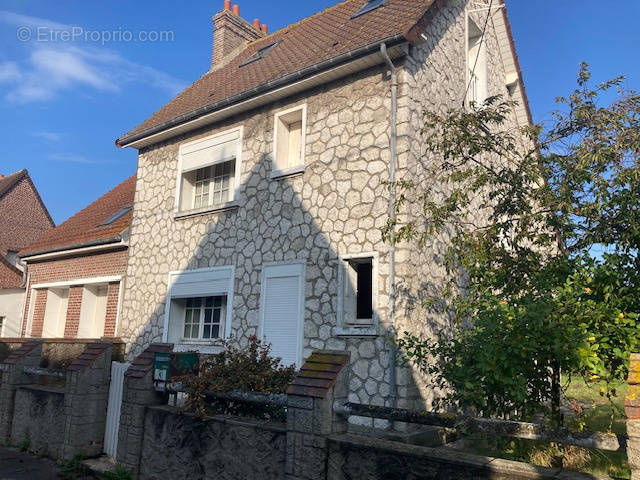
[48,152,96,164]
[32,131,63,142]
[0,10,186,103]
[0,62,22,83]
[0,10,69,31]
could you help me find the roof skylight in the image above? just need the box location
[351,0,387,19]
[239,41,280,67]
[101,206,132,226]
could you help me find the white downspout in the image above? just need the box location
[380,43,398,408]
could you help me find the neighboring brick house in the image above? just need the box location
[18,176,135,341]
[0,170,54,338]
[115,0,532,410]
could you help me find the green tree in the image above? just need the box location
[388,64,640,423]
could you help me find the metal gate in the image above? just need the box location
[104,361,130,458]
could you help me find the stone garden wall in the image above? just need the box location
[119,348,617,480]
[11,385,66,457]
[0,340,114,460]
[140,406,287,480]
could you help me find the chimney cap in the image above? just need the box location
[253,18,260,29]
[232,4,239,15]
[261,24,268,34]
[223,0,231,11]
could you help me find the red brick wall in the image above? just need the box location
[104,282,120,337]
[0,175,54,255]
[23,248,128,337]
[63,286,83,338]
[30,289,48,338]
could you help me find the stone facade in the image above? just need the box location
[120,0,527,411]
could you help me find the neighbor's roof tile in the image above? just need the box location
[20,175,136,257]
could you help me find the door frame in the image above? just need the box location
[258,260,306,367]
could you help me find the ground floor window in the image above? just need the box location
[164,266,235,351]
[183,296,226,340]
[338,253,378,335]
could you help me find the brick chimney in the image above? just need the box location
[211,1,265,71]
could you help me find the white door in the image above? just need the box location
[259,263,305,367]
[104,361,130,458]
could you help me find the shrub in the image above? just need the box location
[179,336,295,419]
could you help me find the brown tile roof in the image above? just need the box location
[0,170,27,198]
[0,255,23,289]
[20,175,136,257]
[117,0,433,146]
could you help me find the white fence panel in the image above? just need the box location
[104,361,130,458]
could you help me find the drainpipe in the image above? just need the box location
[380,43,398,408]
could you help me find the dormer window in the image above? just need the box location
[101,206,132,226]
[239,42,280,67]
[351,0,387,19]
[467,17,487,107]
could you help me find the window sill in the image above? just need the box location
[174,201,239,220]
[336,326,378,337]
[270,165,305,180]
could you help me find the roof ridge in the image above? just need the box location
[248,0,352,45]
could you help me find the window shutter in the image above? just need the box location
[181,130,239,173]
[263,275,301,366]
[343,261,358,325]
[168,268,233,298]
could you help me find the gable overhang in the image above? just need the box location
[116,36,409,150]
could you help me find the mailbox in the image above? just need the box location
[170,351,199,377]
[153,352,171,392]
[153,351,199,392]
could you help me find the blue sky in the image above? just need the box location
[0,1,638,225]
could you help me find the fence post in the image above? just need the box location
[62,342,113,460]
[285,351,350,480]
[0,340,43,444]
[116,343,173,475]
[626,353,640,480]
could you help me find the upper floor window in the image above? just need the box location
[467,17,487,107]
[177,128,242,214]
[272,105,306,178]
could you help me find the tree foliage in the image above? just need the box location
[388,64,640,422]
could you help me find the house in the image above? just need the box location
[115,0,531,410]
[18,176,135,340]
[0,170,54,338]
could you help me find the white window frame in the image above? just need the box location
[163,266,235,353]
[182,296,227,341]
[258,260,306,367]
[337,252,379,337]
[271,104,307,179]
[175,126,244,216]
[0,316,4,337]
[466,16,488,108]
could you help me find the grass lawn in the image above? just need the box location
[466,377,630,478]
